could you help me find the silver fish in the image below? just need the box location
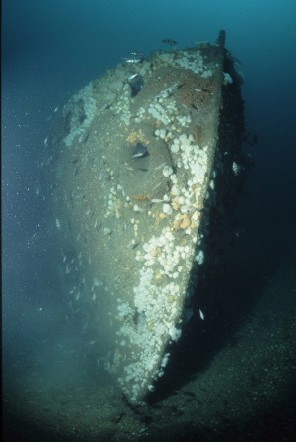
[124,58,142,64]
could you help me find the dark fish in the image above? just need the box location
[190,103,199,111]
[129,75,145,97]
[162,38,177,46]
[132,143,149,159]
[249,133,258,146]
[201,87,212,94]
[245,131,258,146]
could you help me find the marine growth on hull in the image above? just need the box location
[50,30,247,404]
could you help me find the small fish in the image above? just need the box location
[44,137,48,146]
[132,142,149,159]
[190,103,199,111]
[250,134,258,145]
[124,58,142,64]
[98,103,112,111]
[54,106,59,113]
[55,218,61,229]
[162,38,177,46]
[128,73,138,81]
[245,132,258,146]
[129,51,144,57]
[151,198,164,203]
[232,161,241,176]
[155,162,166,170]
[198,309,205,320]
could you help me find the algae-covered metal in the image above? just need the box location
[51,31,245,404]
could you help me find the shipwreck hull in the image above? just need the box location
[51,31,245,404]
